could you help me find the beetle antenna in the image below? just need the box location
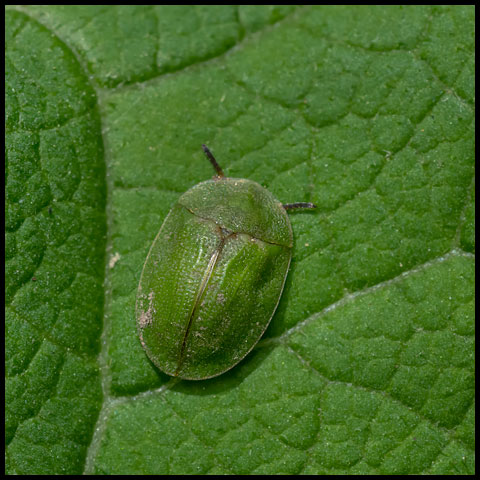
[283,202,317,210]
[202,144,224,178]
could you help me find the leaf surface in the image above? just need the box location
[5,5,474,475]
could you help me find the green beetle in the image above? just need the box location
[136,145,315,380]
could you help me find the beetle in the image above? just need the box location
[136,145,315,380]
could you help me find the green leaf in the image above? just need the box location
[5,5,474,475]
[5,8,105,475]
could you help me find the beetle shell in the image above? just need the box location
[136,177,292,380]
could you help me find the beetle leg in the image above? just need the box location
[282,202,317,210]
